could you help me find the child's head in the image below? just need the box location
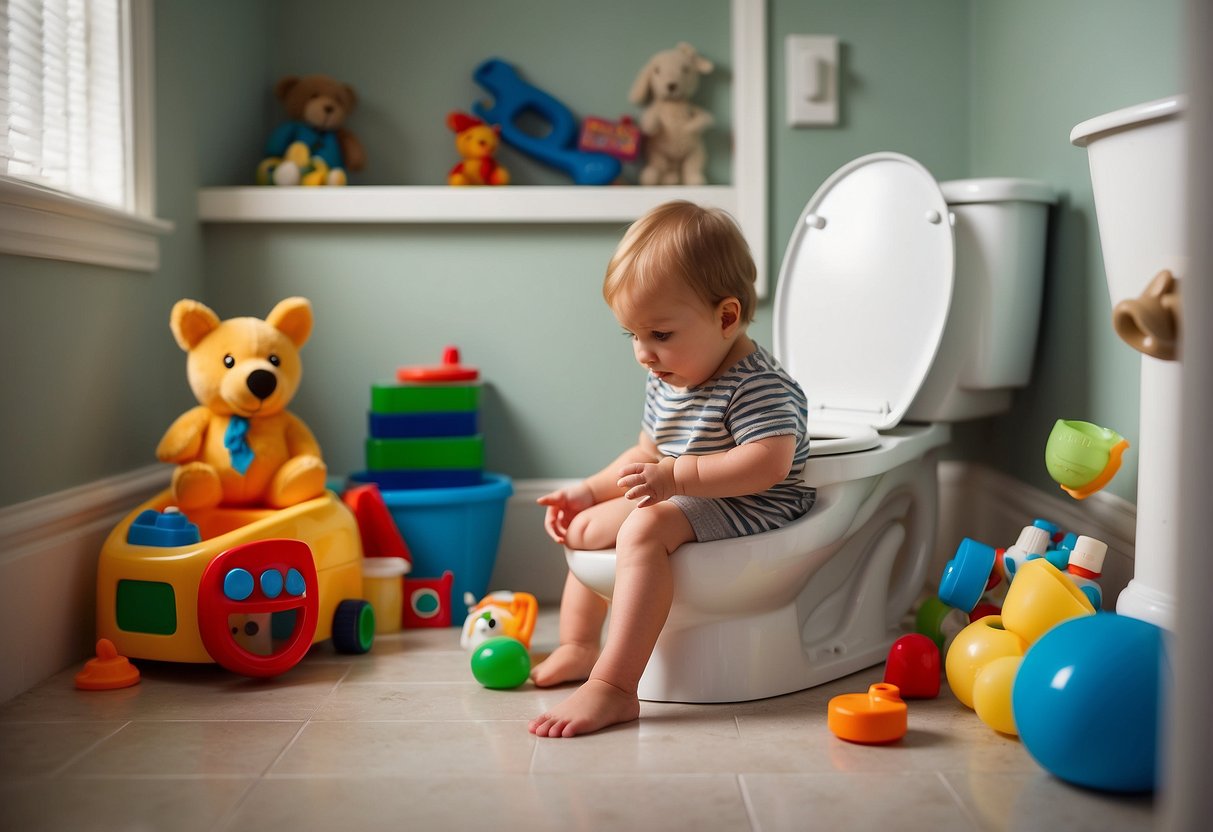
[603,201,757,323]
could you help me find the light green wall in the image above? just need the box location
[264,0,733,188]
[950,0,1184,502]
[0,0,1186,507]
[205,0,973,483]
[0,0,272,507]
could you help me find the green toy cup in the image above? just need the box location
[1044,419,1129,500]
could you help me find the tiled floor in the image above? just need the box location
[0,612,1155,831]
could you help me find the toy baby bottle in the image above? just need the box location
[1066,536,1106,609]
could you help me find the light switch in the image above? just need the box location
[787,35,839,127]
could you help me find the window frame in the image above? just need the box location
[0,0,172,272]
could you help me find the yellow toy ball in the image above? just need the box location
[972,655,1022,735]
[944,615,1027,709]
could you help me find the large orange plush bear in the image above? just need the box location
[156,298,328,510]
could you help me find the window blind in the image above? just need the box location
[1,0,128,209]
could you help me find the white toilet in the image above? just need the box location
[567,152,1056,703]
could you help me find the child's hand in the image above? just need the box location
[617,457,677,507]
[537,482,596,544]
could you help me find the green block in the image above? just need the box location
[371,383,479,414]
[366,436,484,470]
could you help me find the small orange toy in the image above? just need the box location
[75,639,140,690]
[827,683,907,744]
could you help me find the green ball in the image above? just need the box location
[470,636,531,689]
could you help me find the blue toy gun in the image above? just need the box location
[472,58,622,186]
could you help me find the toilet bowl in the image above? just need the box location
[567,153,1057,703]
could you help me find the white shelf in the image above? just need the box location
[196,0,767,295]
[196,185,738,224]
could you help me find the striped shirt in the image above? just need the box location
[642,344,815,537]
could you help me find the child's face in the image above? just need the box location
[613,283,736,390]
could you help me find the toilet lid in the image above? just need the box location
[774,152,955,430]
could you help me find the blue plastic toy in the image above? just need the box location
[127,507,201,547]
[472,58,621,186]
[939,537,997,612]
[1012,613,1166,793]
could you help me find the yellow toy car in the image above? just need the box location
[96,490,372,677]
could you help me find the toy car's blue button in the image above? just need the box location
[260,569,284,598]
[224,568,255,601]
[285,568,306,596]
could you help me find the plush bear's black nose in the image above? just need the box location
[247,369,277,400]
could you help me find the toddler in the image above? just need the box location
[529,201,815,737]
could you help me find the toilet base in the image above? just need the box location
[638,600,900,703]
[637,473,930,703]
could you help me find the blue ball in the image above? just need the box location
[1012,613,1166,793]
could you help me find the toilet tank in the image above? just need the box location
[905,178,1056,422]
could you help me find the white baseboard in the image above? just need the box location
[0,465,169,703]
[0,464,1136,703]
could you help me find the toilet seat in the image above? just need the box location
[806,419,879,456]
[775,152,955,434]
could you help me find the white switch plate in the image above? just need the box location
[786,35,839,127]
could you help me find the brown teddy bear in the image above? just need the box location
[156,298,328,510]
[258,74,367,186]
[629,43,714,185]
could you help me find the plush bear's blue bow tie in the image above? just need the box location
[224,415,254,475]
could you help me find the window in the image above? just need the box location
[0,0,170,271]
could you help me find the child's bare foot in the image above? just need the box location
[529,642,599,687]
[528,678,640,738]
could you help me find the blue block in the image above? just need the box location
[369,411,478,439]
[127,508,201,547]
[349,469,484,490]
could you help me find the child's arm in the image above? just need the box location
[537,433,659,543]
[616,434,797,506]
[584,433,661,503]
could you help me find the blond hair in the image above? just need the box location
[603,201,757,323]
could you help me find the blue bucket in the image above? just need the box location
[376,474,513,622]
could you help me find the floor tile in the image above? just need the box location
[0,776,254,832]
[227,774,749,832]
[0,721,126,777]
[63,720,304,776]
[0,662,351,723]
[269,720,535,776]
[742,772,978,832]
[311,680,567,722]
[943,770,1156,832]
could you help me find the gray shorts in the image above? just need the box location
[668,496,747,542]
[669,490,816,542]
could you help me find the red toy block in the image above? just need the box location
[342,484,411,563]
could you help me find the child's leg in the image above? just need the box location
[531,496,634,687]
[530,572,607,686]
[529,502,695,738]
